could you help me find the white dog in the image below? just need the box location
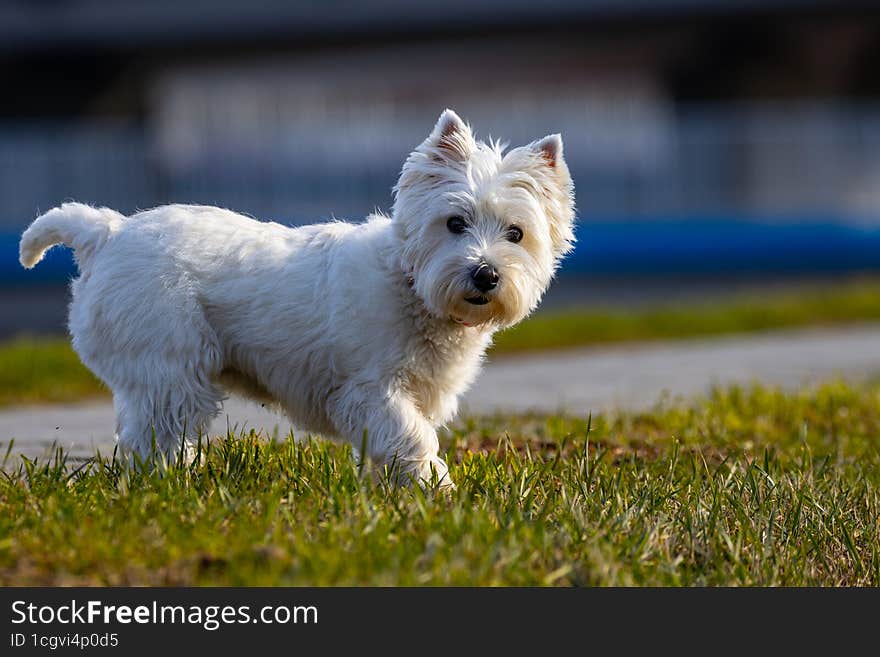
[19,110,575,486]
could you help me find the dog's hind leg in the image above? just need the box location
[113,378,223,463]
[69,267,226,463]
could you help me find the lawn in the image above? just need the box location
[1,380,878,585]
[492,276,880,354]
[0,337,107,406]
[4,277,880,407]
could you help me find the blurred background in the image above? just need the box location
[3,0,880,335]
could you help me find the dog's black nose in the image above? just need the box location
[471,262,499,293]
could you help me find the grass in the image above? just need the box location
[4,278,880,406]
[1,380,879,586]
[0,337,107,406]
[493,276,880,354]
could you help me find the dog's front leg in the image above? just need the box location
[342,392,454,489]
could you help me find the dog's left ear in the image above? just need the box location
[531,134,563,169]
[528,134,576,260]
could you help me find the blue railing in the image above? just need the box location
[4,215,880,284]
[5,104,880,283]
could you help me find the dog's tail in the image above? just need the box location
[19,202,124,270]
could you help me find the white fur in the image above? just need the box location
[19,109,575,487]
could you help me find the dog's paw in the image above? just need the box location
[414,457,456,491]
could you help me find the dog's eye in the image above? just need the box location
[447,216,467,234]
[506,226,523,243]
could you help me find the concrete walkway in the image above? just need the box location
[3,323,880,461]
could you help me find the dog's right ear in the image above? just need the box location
[420,109,475,163]
[393,109,474,213]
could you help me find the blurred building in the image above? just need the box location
[2,0,880,283]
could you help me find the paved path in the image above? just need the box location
[3,324,880,462]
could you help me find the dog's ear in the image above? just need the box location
[393,110,474,212]
[528,134,576,260]
[531,134,563,169]
[422,109,475,162]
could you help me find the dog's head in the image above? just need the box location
[393,109,575,329]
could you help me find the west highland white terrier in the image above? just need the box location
[19,109,575,487]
